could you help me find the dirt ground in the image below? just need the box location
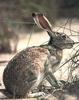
[0,19,79,100]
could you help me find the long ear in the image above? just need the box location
[47,31,55,46]
[38,13,43,16]
[47,31,56,38]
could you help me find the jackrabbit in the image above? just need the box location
[3,31,74,98]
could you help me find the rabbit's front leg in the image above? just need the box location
[45,71,60,88]
[45,58,61,88]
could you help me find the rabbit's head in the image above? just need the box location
[48,32,74,50]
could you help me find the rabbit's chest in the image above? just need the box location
[49,50,62,65]
[47,50,62,72]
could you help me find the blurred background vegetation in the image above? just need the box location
[0,0,79,53]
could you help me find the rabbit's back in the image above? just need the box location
[3,47,49,97]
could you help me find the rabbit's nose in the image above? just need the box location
[69,39,74,44]
[71,40,75,45]
[67,37,74,44]
[69,40,75,47]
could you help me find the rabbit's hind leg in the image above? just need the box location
[27,72,45,98]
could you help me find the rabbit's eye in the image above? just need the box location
[56,32,59,35]
[62,35,66,39]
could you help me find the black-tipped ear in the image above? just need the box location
[32,13,36,17]
[38,13,43,16]
[40,13,43,16]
